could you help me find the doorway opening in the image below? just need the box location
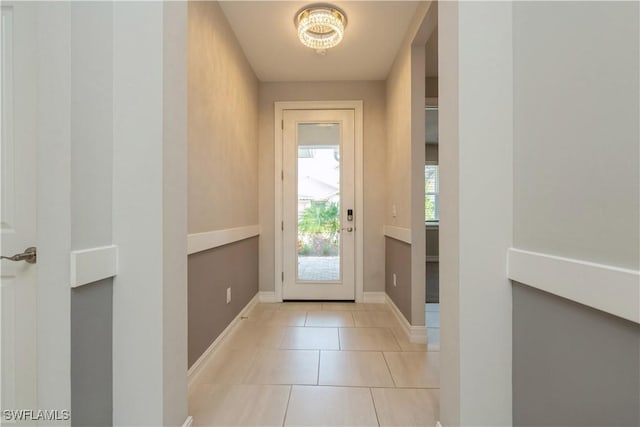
[424,26,440,347]
[274,101,364,302]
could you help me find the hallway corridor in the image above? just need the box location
[188,302,439,426]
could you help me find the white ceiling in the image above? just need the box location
[219,1,421,82]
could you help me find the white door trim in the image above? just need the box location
[274,101,363,302]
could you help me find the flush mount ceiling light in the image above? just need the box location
[295,4,347,54]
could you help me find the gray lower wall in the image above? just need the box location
[70,279,113,427]
[425,262,439,303]
[188,236,259,367]
[385,237,412,322]
[69,4,113,426]
[513,282,640,426]
[425,227,439,257]
[425,226,439,303]
[425,144,438,162]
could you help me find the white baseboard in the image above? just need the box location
[385,294,427,344]
[508,247,640,324]
[182,416,193,427]
[362,291,386,303]
[258,291,279,303]
[187,293,258,386]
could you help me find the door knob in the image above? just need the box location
[1,247,37,264]
[340,227,353,232]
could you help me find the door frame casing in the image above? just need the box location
[274,101,363,302]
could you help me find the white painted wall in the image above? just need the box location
[162,2,189,424]
[438,2,460,423]
[70,2,113,251]
[513,1,639,271]
[439,1,513,424]
[36,3,72,418]
[30,2,191,424]
[112,2,188,425]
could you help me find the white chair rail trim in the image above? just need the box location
[188,225,260,255]
[383,226,412,244]
[70,245,119,288]
[508,248,640,324]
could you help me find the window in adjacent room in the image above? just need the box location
[425,163,439,222]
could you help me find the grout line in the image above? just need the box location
[380,351,397,388]
[369,387,382,427]
[199,381,430,390]
[282,385,293,427]
[386,326,403,352]
[317,350,321,385]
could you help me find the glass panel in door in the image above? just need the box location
[282,108,355,301]
[296,123,341,282]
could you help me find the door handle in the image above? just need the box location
[340,227,353,232]
[1,247,37,264]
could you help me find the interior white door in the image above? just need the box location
[1,1,38,418]
[282,109,355,300]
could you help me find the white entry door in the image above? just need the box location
[1,1,38,417]
[282,109,355,300]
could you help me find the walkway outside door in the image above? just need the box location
[282,109,355,300]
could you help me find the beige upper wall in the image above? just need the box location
[258,81,387,293]
[188,1,259,234]
[386,47,413,228]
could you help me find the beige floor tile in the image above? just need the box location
[245,303,281,319]
[305,311,355,327]
[191,346,259,386]
[279,302,323,311]
[321,302,388,311]
[284,386,378,426]
[360,303,390,311]
[371,388,440,427]
[321,302,362,311]
[383,351,440,388]
[253,302,283,311]
[248,303,282,314]
[243,307,276,323]
[352,310,400,327]
[280,327,340,350]
[265,310,308,326]
[318,351,394,387]
[244,349,319,385]
[339,327,401,351]
[389,326,428,352]
[188,301,443,427]
[190,384,290,427]
[223,323,287,350]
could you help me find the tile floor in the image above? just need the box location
[189,301,440,426]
